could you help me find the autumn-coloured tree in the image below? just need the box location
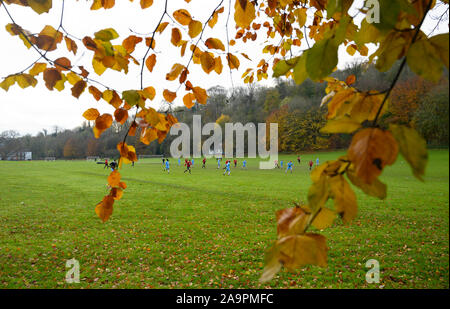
[0,0,448,282]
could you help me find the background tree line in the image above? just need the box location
[1,61,448,160]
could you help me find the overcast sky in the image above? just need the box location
[0,0,447,136]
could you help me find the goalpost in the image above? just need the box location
[86,156,100,161]
[137,154,164,164]
[44,157,56,161]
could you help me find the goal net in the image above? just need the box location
[44,157,56,161]
[86,156,100,161]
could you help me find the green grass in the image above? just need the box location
[0,150,448,289]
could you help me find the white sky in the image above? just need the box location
[0,0,447,136]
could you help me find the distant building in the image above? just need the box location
[0,151,32,161]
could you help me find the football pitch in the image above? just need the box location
[0,150,448,288]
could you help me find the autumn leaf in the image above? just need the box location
[192,86,208,104]
[389,124,428,181]
[29,62,47,76]
[83,108,100,121]
[234,0,255,29]
[163,89,176,102]
[88,86,102,101]
[171,28,182,46]
[43,68,62,90]
[166,63,185,81]
[122,35,143,53]
[173,9,192,25]
[348,128,398,184]
[347,169,387,199]
[145,54,156,72]
[200,52,215,74]
[226,53,240,70]
[306,37,338,81]
[188,20,202,38]
[205,38,225,51]
[140,0,153,9]
[320,117,362,134]
[312,208,336,230]
[94,28,119,41]
[95,195,114,222]
[328,175,357,223]
[114,108,128,124]
[71,80,87,98]
[183,93,196,108]
[94,113,113,138]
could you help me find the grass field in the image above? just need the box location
[0,150,448,289]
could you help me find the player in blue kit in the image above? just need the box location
[223,160,231,176]
[280,160,284,168]
[165,159,170,174]
[242,159,247,169]
[217,158,221,169]
[316,157,319,166]
[178,158,181,166]
[285,161,293,174]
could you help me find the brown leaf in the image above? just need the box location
[348,128,398,184]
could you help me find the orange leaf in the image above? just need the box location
[227,53,240,70]
[166,63,185,81]
[122,35,143,53]
[346,74,356,85]
[43,68,62,90]
[95,195,114,222]
[145,54,156,72]
[348,128,399,184]
[192,86,208,104]
[173,9,192,26]
[183,93,196,108]
[140,0,153,9]
[108,170,121,187]
[171,28,182,46]
[88,86,102,101]
[163,89,177,102]
[83,108,100,121]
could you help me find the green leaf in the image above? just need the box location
[292,52,308,84]
[94,28,119,41]
[122,90,140,106]
[272,57,299,78]
[389,124,428,181]
[407,38,443,83]
[306,38,338,80]
[429,33,449,69]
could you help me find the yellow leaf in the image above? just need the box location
[312,208,336,230]
[188,20,202,38]
[320,117,362,134]
[277,233,328,270]
[141,86,156,100]
[29,62,47,76]
[407,37,443,83]
[166,63,185,81]
[234,0,256,29]
[329,175,357,223]
[200,52,215,74]
[389,124,428,181]
[27,0,52,14]
[307,174,329,212]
